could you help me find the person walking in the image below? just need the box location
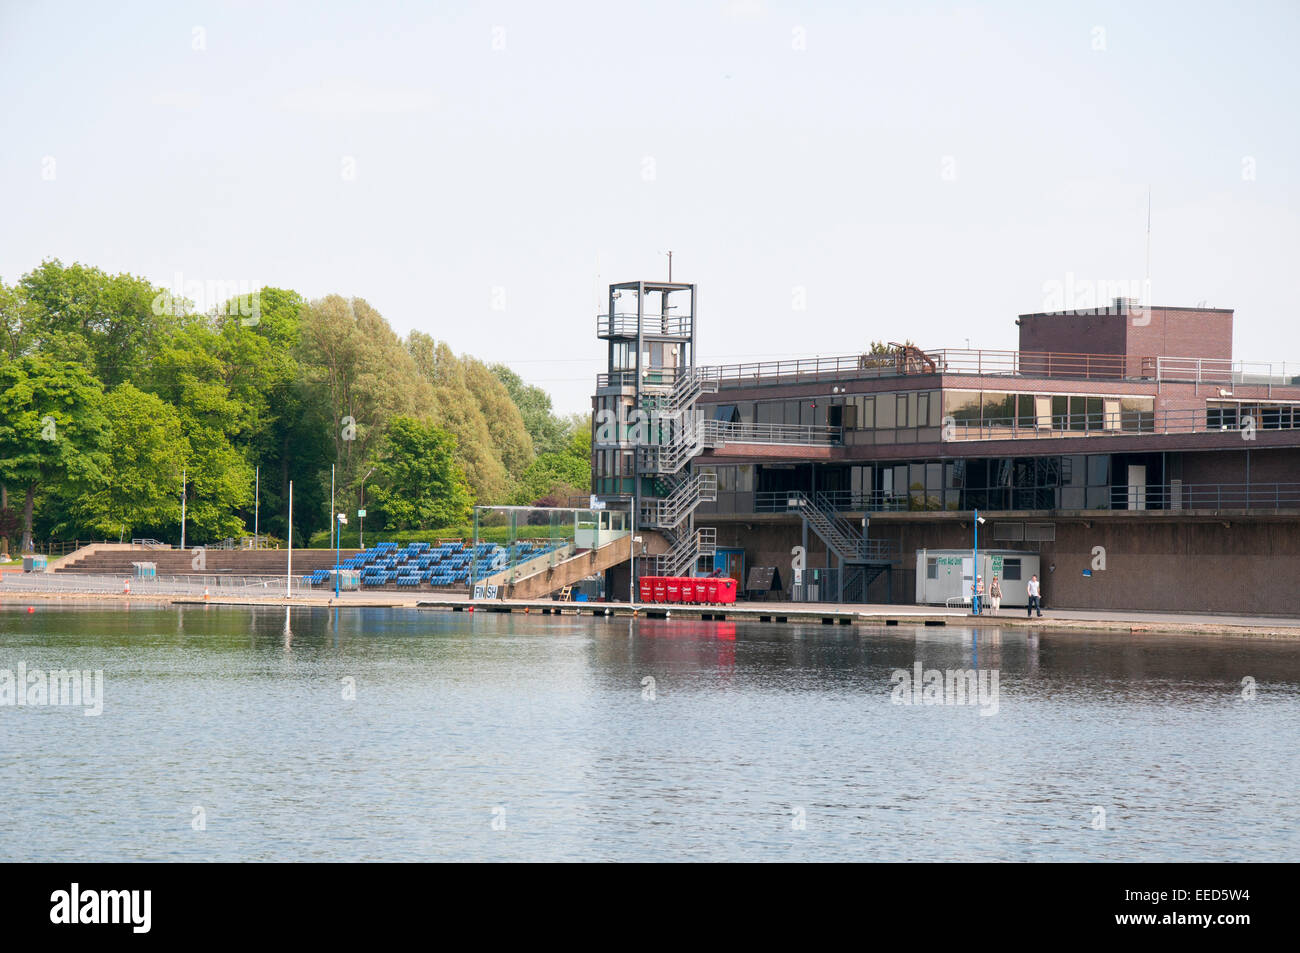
[1027,574,1042,618]
[972,574,984,615]
[989,574,1002,615]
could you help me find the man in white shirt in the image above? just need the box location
[1027,575,1042,617]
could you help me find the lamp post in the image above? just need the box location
[359,466,374,550]
[335,512,347,598]
[972,509,985,615]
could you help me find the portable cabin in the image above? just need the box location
[915,548,1040,607]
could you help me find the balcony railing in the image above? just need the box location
[703,420,842,447]
[747,483,1300,514]
[596,368,685,389]
[597,312,694,339]
[945,407,1300,441]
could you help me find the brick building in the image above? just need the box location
[593,286,1300,613]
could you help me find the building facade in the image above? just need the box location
[595,289,1300,613]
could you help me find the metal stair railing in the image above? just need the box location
[644,366,720,417]
[653,526,717,577]
[786,491,893,563]
[640,470,717,529]
[637,411,705,474]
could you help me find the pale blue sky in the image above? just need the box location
[3,0,1298,411]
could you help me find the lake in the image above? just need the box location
[1,604,1297,862]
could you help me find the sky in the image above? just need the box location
[2,0,1298,413]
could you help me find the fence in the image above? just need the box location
[1,573,310,597]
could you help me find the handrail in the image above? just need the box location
[944,405,1299,441]
[749,483,1300,513]
[697,348,1300,388]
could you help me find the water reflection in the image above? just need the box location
[0,605,1296,862]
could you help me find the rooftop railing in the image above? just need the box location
[701,348,1300,388]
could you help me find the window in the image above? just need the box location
[983,392,1016,426]
[917,392,930,427]
[877,393,896,428]
[1017,394,1036,428]
[860,395,875,428]
[1052,395,1069,429]
[1087,455,1110,486]
[927,558,938,580]
[896,393,909,428]
[1002,558,1022,580]
[945,390,980,422]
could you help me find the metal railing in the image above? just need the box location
[699,348,1300,389]
[653,526,716,577]
[945,406,1300,441]
[750,483,1300,514]
[756,490,910,514]
[131,539,174,550]
[702,420,843,446]
[597,312,694,339]
[1115,482,1300,510]
[640,470,717,529]
[1147,356,1297,386]
[1,572,311,596]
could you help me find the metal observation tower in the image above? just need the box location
[593,280,718,588]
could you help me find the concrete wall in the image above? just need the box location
[700,513,1300,615]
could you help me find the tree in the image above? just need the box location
[0,356,109,552]
[19,259,176,387]
[367,417,472,530]
[512,424,591,505]
[409,332,510,503]
[491,363,569,456]
[300,296,433,520]
[64,384,190,538]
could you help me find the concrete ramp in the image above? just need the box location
[487,535,631,600]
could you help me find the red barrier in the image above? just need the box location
[638,577,654,603]
[692,580,709,603]
[665,578,682,602]
[716,578,738,604]
[704,579,720,604]
[651,578,667,603]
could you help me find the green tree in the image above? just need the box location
[0,356,110,552]
[512,424,591,504]
[491,363,569,456]
[368,416,472,530]
[19,259,176,387]
[300,296,433,523]
[409,333,510,502]
[64,384,190,538]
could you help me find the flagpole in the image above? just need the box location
[180,467,186,551]
[286,481,293,599]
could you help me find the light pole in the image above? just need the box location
[335,512,347,598]
[972,509,985,615]
[359,466,374,550]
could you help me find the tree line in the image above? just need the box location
[0,260,591,554]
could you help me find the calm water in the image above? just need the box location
[1,604,1297,862]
